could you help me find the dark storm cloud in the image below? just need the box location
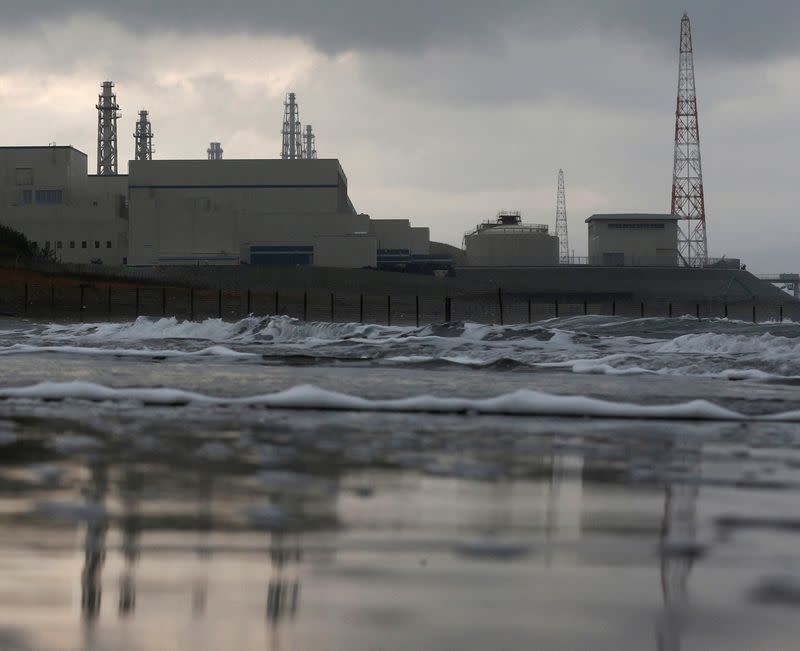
[4,0,800,60]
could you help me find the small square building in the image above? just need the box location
[586,213,679,266]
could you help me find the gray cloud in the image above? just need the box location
[4,1,800,60]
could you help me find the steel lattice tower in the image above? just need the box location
[281,92,304,159]
[96,81,121,175]
[555,169,569,264]
[133,110,154,161]
[303,125,317,159]
[671,13,708,267]
[207,142,223,160]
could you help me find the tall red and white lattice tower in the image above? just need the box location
[555,169,569,264]
[671,12,708,267]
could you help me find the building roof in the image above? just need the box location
[585,213,679,223]
[0,145,86,155]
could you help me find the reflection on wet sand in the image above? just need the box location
[81,458,108,622]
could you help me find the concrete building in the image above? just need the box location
[128,158,376,266]
[0,145,437,270]
[586,213,679,266]
[464,212,559,267]
[0,146,128,264]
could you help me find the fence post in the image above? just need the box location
[498,288,504,326]
[640,301,645,318]
[218,289,223,319]
[612,300,616,316]
[387,295,392,326]
[246,289,251,315]
[554,299,559,319]
[23,283,28,314]
[79,285,85,318]
[780,305,784,323]
[50,282,55,314]
[696,303,700,320]
[445,297,452,323]
[274,290,279,316]
[189,288,194,320]
[528,298,532,323]
[359,294,364,323]
[330,292,335,322]
[724,303,728,319]
[162,287,167,316]
[752,304,757,323]
[415,295,420,327]
[108,285,112,316]
[668,302,673,318]
[583,299,588,316]
[135,287,140,317]
[303,292,308,321]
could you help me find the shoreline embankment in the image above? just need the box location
[0,263,797,325]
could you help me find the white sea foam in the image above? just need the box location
[1,380,798,421]
[0,343,255,359]
[5,315,800,380]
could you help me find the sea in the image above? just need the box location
[1,313,800,651]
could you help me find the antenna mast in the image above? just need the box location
[671,13,708,267]
[96,81,120,175]
[556,169,569,264]
[281,92,304,159]
[133,110,153,161]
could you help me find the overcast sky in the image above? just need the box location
[0,1,797,271]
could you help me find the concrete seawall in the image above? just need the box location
[1,264,797,324]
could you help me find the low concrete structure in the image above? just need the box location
[587,213,679,266]
[464,212,559,267]
[0,146,128,264]
[313,234,377,268]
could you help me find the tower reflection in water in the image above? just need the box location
[81,457,108,621]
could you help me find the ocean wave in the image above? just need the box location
[1,380,799,421]
[4,315,800,379]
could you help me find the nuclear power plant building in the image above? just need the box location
[0,146,128,264]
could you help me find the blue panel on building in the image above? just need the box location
[249,245,314,266]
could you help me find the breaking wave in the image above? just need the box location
[2,314,799,380]
[2,380,799,421]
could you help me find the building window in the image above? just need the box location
[20,190,33,204]
[45,241,51,249]
[92,201,98,207]
[35,189,63,204]
[94,241,100,249]
[82,241,87,249]
[56,241,63,249]
[106,241,112,249]
[15,168,33,186]
[69,241,75,249]
[607,223,665,230]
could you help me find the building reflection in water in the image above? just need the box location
[81,457,108,621]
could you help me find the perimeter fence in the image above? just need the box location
[0,276,798,325]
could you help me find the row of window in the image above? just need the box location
[21,189,63,205]
[35,240,113,250]
[607,223,666,230]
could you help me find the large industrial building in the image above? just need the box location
[586,213,679,266]
[0,146,128,264]
[464,213,559,267]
